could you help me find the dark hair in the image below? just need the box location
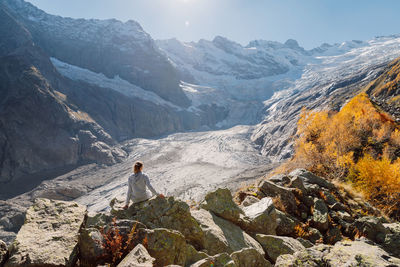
[133,161,143,174]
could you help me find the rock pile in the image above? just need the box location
[0,169,399,267]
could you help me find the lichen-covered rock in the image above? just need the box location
[275,240,400,267]
[258,180,298,215]
[191,209,264,256]
[325,240,400,266]
[190,253,235,267]
[117,244,155,267]
[274,245,329,267]
[137,228,207,267]
[289,169,334,190]
[201,188,243,223]
[0,240,8,266]
[79,212,147,265]
[296,238,314,248]
[240,197,277,235]
[255,234,305,262]
[311,198,329,231]
[230,248,272,267]
[5,198,86,267]
[354,216,388,244]
[111,196,205,249]
[275,210,298,236]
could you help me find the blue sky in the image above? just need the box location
[27,0,400,49]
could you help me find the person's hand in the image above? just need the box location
[159,194,165,199]
[123,205,128,210]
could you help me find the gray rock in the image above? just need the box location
[308,227,323,243]
[384,233,400,258]
[230,248,272,267]
[137,228,207,267]
[275,245,329,267]
[0,240,8,266]
[275,210,298,236]
[289,169,334,190]
[5,199,86,267]
[287,176,307,194]
[240,197,277,235]
[311,198,329,231]
[276,240,400,266]
[201,188,244,223]
[255,234,305,262]
[268,174,290,186]
[325,239,400,266]
[354,216,388,244]
[330,202,347,212]
[111,196,205,249]
[241,195,260,207]
[296,238,314,248]
[323,192,337,205]
[258,180,298,215]
[191,209,264,256]
[191,253,235,267]
[117,244,155,267]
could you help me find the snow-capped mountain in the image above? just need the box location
[2,0,190,107]
[158,34,400,160]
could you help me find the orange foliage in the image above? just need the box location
[287,93,400,219]
[100,218,141,266]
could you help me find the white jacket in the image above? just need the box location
[125,172,158,205]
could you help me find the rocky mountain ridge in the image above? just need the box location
[0,169,399,266]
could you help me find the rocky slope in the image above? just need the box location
[0,169,399,267]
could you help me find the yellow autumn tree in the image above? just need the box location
[286,92,400,219]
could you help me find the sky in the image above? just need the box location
[26,0,400,49]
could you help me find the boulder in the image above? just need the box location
[230,248,272,267]
[296,238,314,248]
[258,180,298,215]
[323,192,337,205]
[5,198,86,267]
[201,188,243,223]
[137,228,207,267]
[191,253,235,267]
[79,212,147,265]
[241,196,259,207]
[116,244,155,267]
[255,235,305,262]
[330,202,347,212]
[274,245,329,267]
[275,240,400,266]
[240,197,277,235]
[325,227,342,244]
[354,216,388,244]
[287,176,307,194]
[268,174,290,186]
[308,227,323,244]
[325,239,400,266]
[311,198,329,231]
[289,169,334,190]
[384,233,400,258]
[111,196,205,249]
[191,209,264,256]
[275,210,298,236]
[0,240,7,266]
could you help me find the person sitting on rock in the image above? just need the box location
[124,161,164,209]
